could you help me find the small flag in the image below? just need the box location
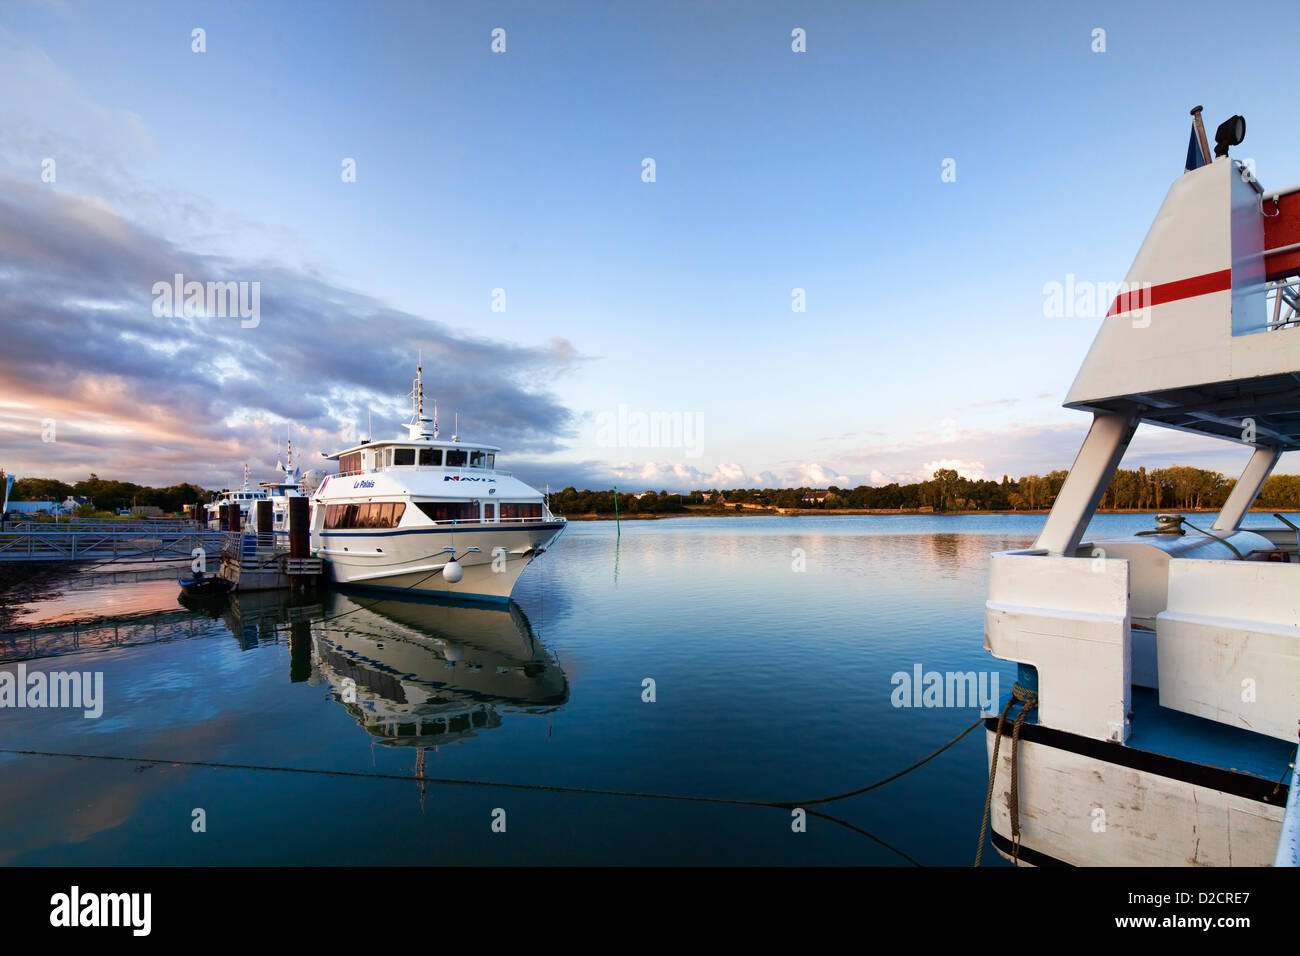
[1185,126,1208,172]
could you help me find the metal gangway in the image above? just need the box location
[0,519,226,563]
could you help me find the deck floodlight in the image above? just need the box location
[1213,115,1245,157]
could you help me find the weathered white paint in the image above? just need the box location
[1157,559,1300,741]
[985,552,1131,742]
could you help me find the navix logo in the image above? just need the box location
[444,475,495,483]
[50,886,151,936]
[890,664,999,711]
[0,663,103,718]
[152,272,260,328]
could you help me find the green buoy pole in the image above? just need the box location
[613,485,620,537]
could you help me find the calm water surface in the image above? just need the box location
[1,513,1287,865]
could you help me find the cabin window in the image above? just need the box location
[339,452,361,474]
[415,501,479,522]
[445,449,467,467]
[393,448,416,466]
[484,502,497,521]
[324,501,406,529]
[470,450,487,468]
[485,454,495,469]
[384,449,392,467]
[501,503,543,519]
[419,448,440,466]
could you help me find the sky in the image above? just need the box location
[1,0,1297,493]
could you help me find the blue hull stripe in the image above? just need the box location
[319,522,564,539]
[333,581,510,604]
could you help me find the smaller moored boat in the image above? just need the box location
[177,569,232,598]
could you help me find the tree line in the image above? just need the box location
[9,464,1300,518]
[3,473,210,515]
[549,466,1300,515]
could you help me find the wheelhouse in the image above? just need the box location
[335,442,498,476]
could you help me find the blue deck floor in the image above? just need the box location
[999,686,1295,783]
[1125,687,1294,782]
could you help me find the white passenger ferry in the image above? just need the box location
[981,110,1299,866]
[310,365,566,602]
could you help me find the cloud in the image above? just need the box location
[918,459,987,482]
[0,175,580,488]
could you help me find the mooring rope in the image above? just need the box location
[0,715,981,862]
[975,683,1038,866]
[1,716,981,812]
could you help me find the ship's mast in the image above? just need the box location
[407,351,440,439]
[410,351,424,424]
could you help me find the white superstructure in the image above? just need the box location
[310,363,566,602]
[204,464,268,529]
[981,112,1300,867]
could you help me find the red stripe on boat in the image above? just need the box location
[1106,268,1232,317]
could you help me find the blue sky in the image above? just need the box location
[1,0,1297,491]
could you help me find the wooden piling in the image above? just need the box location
[288,496,309,560]
[255,498,272,548]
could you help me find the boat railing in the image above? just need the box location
[332,466,514,479]
[6,518,200,533]
[1266,276,1300,330]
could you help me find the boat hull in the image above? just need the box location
[315,522,565,602]
[984,723,1286,866]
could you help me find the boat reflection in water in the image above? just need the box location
[313,590,568,747]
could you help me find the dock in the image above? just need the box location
[0,520,224,563]
[0,517,324,593]
[218,531,322,591]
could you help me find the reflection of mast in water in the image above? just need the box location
[312,591,568,751]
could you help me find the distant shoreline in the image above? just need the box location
[557,506,1291,521]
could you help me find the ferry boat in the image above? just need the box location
[310,363,567,602]
[981,109,1300,867]
[204,465,268,530]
